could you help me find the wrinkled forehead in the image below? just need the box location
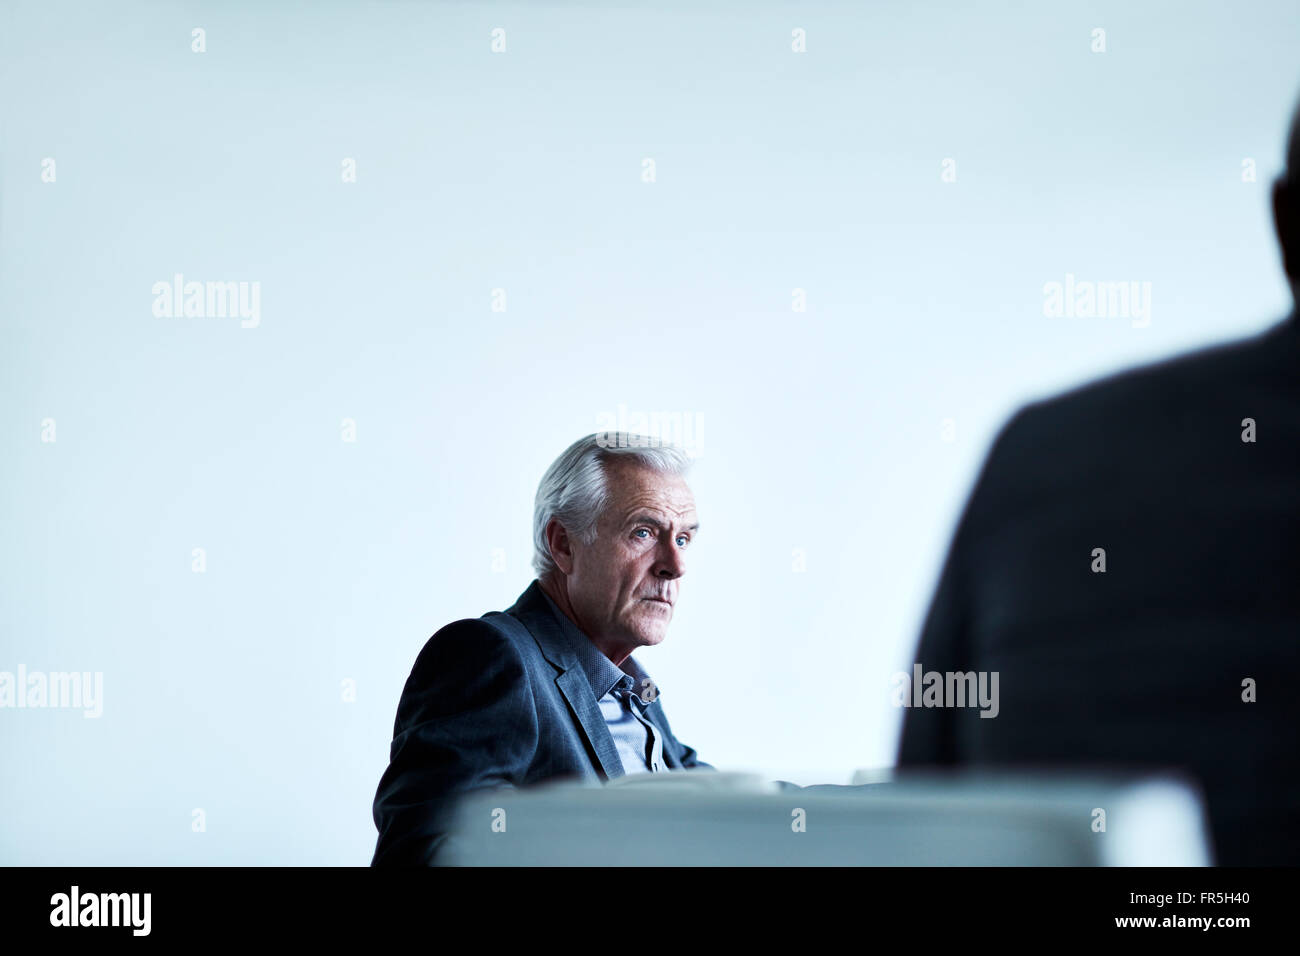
[600,459,697,524]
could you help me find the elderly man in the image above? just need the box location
[370,433,712,866]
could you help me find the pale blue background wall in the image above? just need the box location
[1,0,1296,863]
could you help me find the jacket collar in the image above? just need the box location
[503,580,638,779]
[532,584,642,701]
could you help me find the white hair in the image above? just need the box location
[532,433,693,579]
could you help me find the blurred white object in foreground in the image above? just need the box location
[442,769,1211,866]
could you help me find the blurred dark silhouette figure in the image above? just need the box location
[897,99,1300,866]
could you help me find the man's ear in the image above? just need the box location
[545,518,576,576]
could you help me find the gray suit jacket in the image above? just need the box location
[370,579,713,865]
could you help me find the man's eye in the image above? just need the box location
[633,528,650,539]
[676,536,689,547]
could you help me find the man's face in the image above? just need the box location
[565,459,698,650]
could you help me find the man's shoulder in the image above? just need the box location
[987,317,1294,463]
[408,584,559,681]
[1005,317,1295,443]
[413,609,539,668]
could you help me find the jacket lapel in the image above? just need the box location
[503,582,625,782]
[556,669,625,781]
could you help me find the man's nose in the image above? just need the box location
[654,537,685,579]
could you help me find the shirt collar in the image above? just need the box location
[534,582,660,705]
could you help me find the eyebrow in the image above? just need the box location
[626,513,700,533]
